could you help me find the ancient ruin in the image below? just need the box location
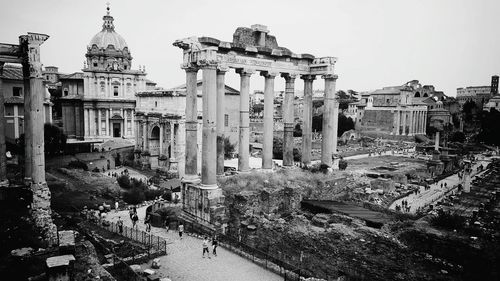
[174,25,340,225]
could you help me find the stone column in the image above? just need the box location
[408,109,414,136]
[261,71,277,169]
[159,123,164,156]
[216,66,228,175]
[424,111,427,134]
[107,109,111,136]
[142,120,147,150]
[282,73,296,166]
[131,110,135,138]
[183,66,199,182]
[201,64,218,188]
[402,110,407,135]
[89,109,95,137]
[0,63,7,186]
[170,122,175,158]
[321,74,338,167]
[236,68,254,172]
[435,131,440,151]
[21,33,57,244]
[301,75,315,165]
[394,108,401,135]
[96,109,101,136]
[332,99,339,155]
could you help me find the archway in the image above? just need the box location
[414,92,420,97]
[151,126,160,140]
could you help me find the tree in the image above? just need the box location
[223,136,236,159]
[449,131,465,143]
[338,114,355,136]
[44,123,67,156]
[273,137,283,160]
[462,100,477,122]
[477,109,500,146]
[293,123,302,137]
[252,103,264,117]
[312,115,323,132]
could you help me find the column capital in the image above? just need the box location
[321,74,338,80]
[181,63,199,72]
[281,73,297,80]
[300,74,316,81]
[236,68,255,77]
[260,71,279,78]
[198,59,218,69]
[217,64,230,73]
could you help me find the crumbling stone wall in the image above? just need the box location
[31,183,58,246]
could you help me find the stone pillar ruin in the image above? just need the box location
[301,75,315,165]
[216,67,227,175]
[332,98,339,155]
[159,124,164,155]
[0,63,7,186]
[20,33,57,245]
[282,74,296,166]
[321,74,338,167]
[184,66,200,182]
[201,64,217,188]
[237,68,254,172]
[435,131,440,151]
[261,71,277,169]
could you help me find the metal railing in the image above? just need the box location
[86,216,168,256]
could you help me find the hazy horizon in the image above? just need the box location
[1,0,499,96]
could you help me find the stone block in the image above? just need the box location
[151,258,161,269]
[130,264,142,273]
[143,269,155,276]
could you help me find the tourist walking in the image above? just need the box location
[178,223,184,239]
[132,212,139,229]
[115,201,119,212]
[117,217,123,234]
[145,214,152,232]
[212,235,219,256]
[202,236,211,258]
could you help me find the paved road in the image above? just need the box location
[389,156,491,213]
[107,206,281,281]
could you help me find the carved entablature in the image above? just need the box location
[174,25,338,78]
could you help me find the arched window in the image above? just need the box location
[415,92,420,97]
[151,126,160,140]
[114,86,119,96]
[423,93,428,97]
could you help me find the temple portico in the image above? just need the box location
[174,25,339,226]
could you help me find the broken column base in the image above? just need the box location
[30,182,58,247]
[181,182,226,227]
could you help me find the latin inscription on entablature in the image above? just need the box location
[216,54,309,73]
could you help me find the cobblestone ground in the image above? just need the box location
[107,207,282,281]
[390,156,491,212]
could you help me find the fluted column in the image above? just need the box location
[402,110,407,135]
[201,64,218,188]
[394,108,401,135]
[321,74,338,167]
[282,73,296,166]
[261,71,277,169]
[159,123,164,155]
[301,75,315,165]
[142,119,148,150]
[0,63,7,185]
[216,66,228,175]
[184,66,199,181]
[236,68,254,172]
[106,108,110,136]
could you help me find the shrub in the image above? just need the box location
[123,188,145,205]
[68,160,88,171]
[161,189,173,201]
[339,159,348,170]
[223,136,236,159]
[144,188,164,201]
[117,175,132,189]
[431,210,466,230]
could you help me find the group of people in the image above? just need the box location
[396,199,411,213]
[202,236,219,259]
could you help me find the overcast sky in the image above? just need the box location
[1,0,499,96]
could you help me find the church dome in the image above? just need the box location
[89,30,127,50]
[88,5,128,50]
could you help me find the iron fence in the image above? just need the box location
[86,217,168,256]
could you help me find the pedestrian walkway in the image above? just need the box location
[390,156,491,213]
[106,207,281,281]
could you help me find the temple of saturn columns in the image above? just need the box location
[173,25,339,225]
[0,33,57,244]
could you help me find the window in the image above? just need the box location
[13,87,22,97]
[155,101,158,107]
[93,62,98,67]
[114,86,119,96]
[100,82,105,94]
[224,114,229,127]
[63,88,69,96]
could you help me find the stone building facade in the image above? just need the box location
[456,75,499,108]
[60,6,148,142]
[1,64,52,144]
[134,82,240,177]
